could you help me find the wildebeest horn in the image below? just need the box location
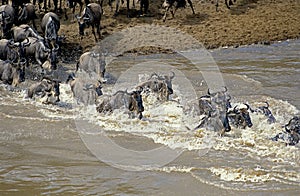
[75,14,81,20]
[150,72,159,79]
[42,75,53,81]
[20,58,27,65]
[83,16,90,21]
[23,38,30,47]
[54,44,59,51]
[224,86,228,92]
[207,89,211,95]
[170,71,175,79]
[265,101,269,108]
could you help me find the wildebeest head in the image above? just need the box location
[45,17,59,48]
[208,87,231,107]
[230,104,253,128]
[148,71,175,100]
[11,58,26,86]
[285,116,300,134]
[129,88,144,120]
[255,102,276,124]
[76,13,89,37]
[42,76,61,103]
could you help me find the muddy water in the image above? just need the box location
[0,39,299,195]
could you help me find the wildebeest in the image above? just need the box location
[162,0,195,22]
[188,87,232,134]
[27,76,61,103]
[66,0,91,16]
[215,0,236,11]
[113,0,136,17]
[76,51,106,83]
[17,3,38,30]
[250,102,276,124]
[41,12,60,48]
[0,4,15,38]
[96,88,144,119]
[66,72,103,105]
[227,103,253,129]
[0,38,21,62]
[21,37,59,70]
[76,3,102,41]
[136,72,175,102]
[271,116,300,146]
[11,24,43,42]
[0,58,26,87]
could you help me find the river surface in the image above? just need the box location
[0,39,299,195]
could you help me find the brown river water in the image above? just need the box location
[0,39,299,195]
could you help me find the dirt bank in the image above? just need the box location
[40,0,300,57]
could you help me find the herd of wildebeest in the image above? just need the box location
[0,0,299,146]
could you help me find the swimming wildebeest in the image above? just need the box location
[27,76,61,104]
[227,103,253,129]
[271,116,300,146]
[250,102,276,124]
[41,12,60,48]
[0,4,15,38]
[136,72,175,102]
[0,58,26,87]
[189,87,232,135]
[96,88,144,119]
[66,72,103,105]
[76,51,106,83]
[162,0,195,22]
[76,3,102,41]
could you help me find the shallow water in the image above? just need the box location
[0,39,299,195]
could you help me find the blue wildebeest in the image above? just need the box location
[18,3,38,30]
[227,103,253,129]
[66,72,103,105]
[250,102,276,124]
[41,12,60,48]
[76,51,106,83]
[215,0,236,11]
[186,87,232,135]
[0,58,26,87]
[0,4,15,39]
[21,37,59,70]
[271,116,300,146]
[0,38,20,62]
[162,0,195,22]
[96,88,145,119]
[76,2,102,41]
[136,72,175,102]
[113,0,136,17]
[27,76,61,103]
[11,24,43,42]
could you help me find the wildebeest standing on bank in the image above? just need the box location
[0,58,26,87]
[41,12,60,48]
[0,4,15,38]
[162,0,195,22]
[76,3,102,41]
[21,37,58,70]
[18,3,38,30]
[0,39,19,62]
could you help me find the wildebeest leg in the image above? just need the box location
[187,0,195,14]
[225,0,231,9]
[126,0,130,17]
[91,25,98,42]
[114,0,120,16]
[96,23,101,41]
[215,0,219,11]
[162,7,170,22]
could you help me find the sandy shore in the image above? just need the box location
[55,0,300,55]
